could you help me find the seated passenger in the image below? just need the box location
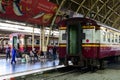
[25,54,30,62]
[40,51,45,59]
[29,50,34,61]
[32,48,39,61]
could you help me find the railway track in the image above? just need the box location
[14,62,120,80]
[14,66,79,80]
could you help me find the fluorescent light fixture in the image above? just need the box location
[0,22,59,36]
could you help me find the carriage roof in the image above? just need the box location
[58,17,120,33]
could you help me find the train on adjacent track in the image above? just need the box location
[9,33,59,52]
[58,17,120,70]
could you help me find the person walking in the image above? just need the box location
[11,47,17,64]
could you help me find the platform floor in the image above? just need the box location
[0,58,59,77]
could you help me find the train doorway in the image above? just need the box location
[13,36,19,50]
[67,24,82,55]
[67,23,83,65]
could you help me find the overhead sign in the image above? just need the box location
[0,0,58,26]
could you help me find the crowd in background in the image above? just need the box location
[5,44,58,64]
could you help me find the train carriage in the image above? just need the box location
[9,33,59,53]
[58,18,120,69]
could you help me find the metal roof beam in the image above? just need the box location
[56,0,59,5]
[46,0,66,47]
[75,0,86,13]
[107,5,120,17]
[85,0,99,17]
[102,2,119,22]
[82,5,114,24]
[93,0,109,19]
[112,17,120,28]
[104,4,120,24]
[70,0,79,5]
[82,6,103,18]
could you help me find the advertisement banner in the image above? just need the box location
[0,0,58,26]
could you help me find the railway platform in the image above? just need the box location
[0,58,64,80]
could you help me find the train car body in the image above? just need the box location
[59,18,120,69]
[0,37,9,54]
[9,33,59,53]
[9,33,39,52]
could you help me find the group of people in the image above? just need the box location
[29,48,39,61]
[5,44,58,64]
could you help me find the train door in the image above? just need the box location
[67,23,83,65]
[13,36,19,49]
[67,23,82,55]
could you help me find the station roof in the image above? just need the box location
[50,0,120,29]
[0,0,119,33]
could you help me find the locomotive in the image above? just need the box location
[58,18,120,69]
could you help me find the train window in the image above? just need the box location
[49,40,54,45]
[55,43,58,45]
[54,40,58,45]
[103,32,106,42]
[119,36,120,43]
[115,35,118,42]
[107,33,110,42]
[112,33,114,42]
[36,40,39,44]
[62,33,66,40]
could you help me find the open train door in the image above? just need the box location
[66,22,84,65]
[13,36,19,50]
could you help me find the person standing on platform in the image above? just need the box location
[48,48,53,59]
[52,46,57,60]
[11,47,17,64]
[32,48,38,61]
[5,44,11,61]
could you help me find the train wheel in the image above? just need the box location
[86,59,98,72]
[59,57,66,65]
[71,57,79,65]
[115,56,119,63]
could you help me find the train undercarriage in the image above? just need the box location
[62,55,120,72]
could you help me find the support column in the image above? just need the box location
[39,26,42,51]
[32,27,34,50]
[46,0,66,48]
[43,27,45,51]
[41,26,45,51]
